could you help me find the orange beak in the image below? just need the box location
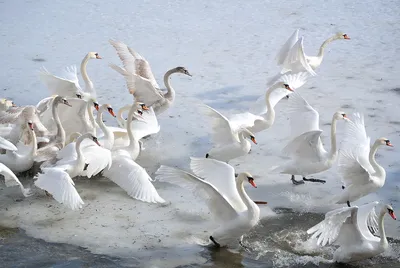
[141,104,149,110]
[387,142,394,147]
[108,108,116,117]
[287,87,294,92]
[94,103,99,111]
[96,55,102,59]
[28,123,34,130]
[249,179,257,188]
[389,211,397,220]
[343,114,348,119]
[344,34,351,40]
[251,137,257,144]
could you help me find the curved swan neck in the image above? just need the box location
[126,105,137,147]
[75,135,88,164]
[263,83,282,121]
[117,105,130,128]
[329,117,338,158]
[369,141,384,175]
[317,35,338,59]
[163,68,178,101]
[236,178,257,216]
[30,128,37,156]
[86,101,96,133]
[81,54,93,90]
[52,100,65,147]
[96,106,114,150]
[378,210,388,246]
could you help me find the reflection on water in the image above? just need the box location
[1,208,399,268]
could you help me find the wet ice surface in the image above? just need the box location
[1,0,400,267]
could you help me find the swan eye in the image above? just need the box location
[247,176,254,181]
[137,110,143,115]
[76,94,82,99]
[94,53,98,56]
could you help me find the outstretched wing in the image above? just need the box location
[131,106,160,140]
[276,29,299,66]
[156,165,239,223]
[189,157,247,212]
[34,168,84,210]
[282,37,317,76]
[307,206,362,246]
[356,201,380,241]
[282,130,325,162]
[38,66,83,98]
[103,151,165,203]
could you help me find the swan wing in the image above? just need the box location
[0,136,17,151]
[283,37,317,76]
[131,107,160,140]
[356,201,380,241]
[282,130,325,162]
[103,151,165,203]
[129,49,161,90]
[307,206,363,247]
[34,168,84,210]
[80,142,112,178]
[228,112,264,131]
[338,113,374,186]
[189,157,247,212]
[156,165,239,223]
[287,91,320,137]
[109,39,137,74]
[0,163,31,196]
[276,29,299,66]
[200,104,240,144]
[125,74,164,106]
[38,66,83,98]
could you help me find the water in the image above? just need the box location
[1,0,400,267]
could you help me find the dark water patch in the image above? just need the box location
[389,88,400,94]
[368,114,376,118]
[389,121,400,125]
[341,104,353,109]
[31,58,46,62]
[346,76,354,80]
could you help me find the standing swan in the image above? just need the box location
[307,201,396,263]
[39,52,102,100]
[271,92,348,184]
[109,40,192,115]
[335,113,393,207]
[276,30,351,76]
[156,157,260,248]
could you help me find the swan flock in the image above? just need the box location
[0,30,397,264]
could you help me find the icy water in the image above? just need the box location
[1,0,400,267]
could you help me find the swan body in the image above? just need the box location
[156,157,260,248]
[335,113,393,206]
[39,52,101,101]
[271,92,347,184]
[109,40,192,115]
[0,122,37,173]
[307,202,396,263]
[277,30,350,76]
[0,162,31,197]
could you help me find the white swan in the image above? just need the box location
[271,92,347,185]
[95,104,116,150]
[0,162,31,197]
[116,103,148,128]
[334,113,393,207]
[307,201,396,263]
[0,98,15,111]
[0,136,17,151]
[109,40,192,115]
[35,96,72,162]
[0,121,37,173]
[276,30,350,76]
[39,52,102,100]
[156,157,260,248]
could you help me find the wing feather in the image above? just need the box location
[276,29,299,66]
[282,37,317,76]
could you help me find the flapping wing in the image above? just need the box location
[307,206,362,246]
[276,29,299,66]
[228,112,264,132]
[282,130,325,162]
[103,151,164,203]
[156,165,239,223]
[0,136,17,151]
[189,157,247,212]
[125,73,164,106]
[199,104,240,145]
[356,201,380,241]
[338,113,373,187]
[287,91,320,137]
[80,142,112,178]
[0,163,31,197]
[34,168,84,210]
[283,37,317,76]
[39,66,82,98]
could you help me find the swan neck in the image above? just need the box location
[236,178,257,215]
[369,141,384,175]
[53,100,65,147]
[96,107,113,149]
[80,54,93,90]
[378,211,388,246]
[75,136,86,165]
[30,128,37,156]
[317,36,336,59]
[126,105,137,147]
[86,101,96,132]
[163,68,176,101]
[117,105,130,128]
[264,84,280,122]
[329,117,338,158]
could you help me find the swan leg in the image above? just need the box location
[205,153,209,158]
[303,177,326,184]
[209,236,220,248]
[342,185,345,189]
[83,163,89,171]
[291,175,305,185]
[347,201,351,207]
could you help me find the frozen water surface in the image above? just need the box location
[0,0,400,267]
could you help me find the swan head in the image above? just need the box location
[54,96,72,107]
[137,102,149,111]
[88,52,102,59]
[92,100,99,111]
[242,129,257,144]
[237,172,257,188]
[175,67,192,77]
[106,104,116,117]
[384,204,396,220]
[333,111,348,121]
[91,135,101,146]
[27,120,34,131]
[377,137,393,147]
[335,32,350,40]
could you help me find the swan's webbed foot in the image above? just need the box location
[347,201,351,207]
[209,236,220,248]
[303,177,326,184]
[205,153,209,158]
[342,185,345,190]
[291,175,305,185]
[84,163,89,171]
